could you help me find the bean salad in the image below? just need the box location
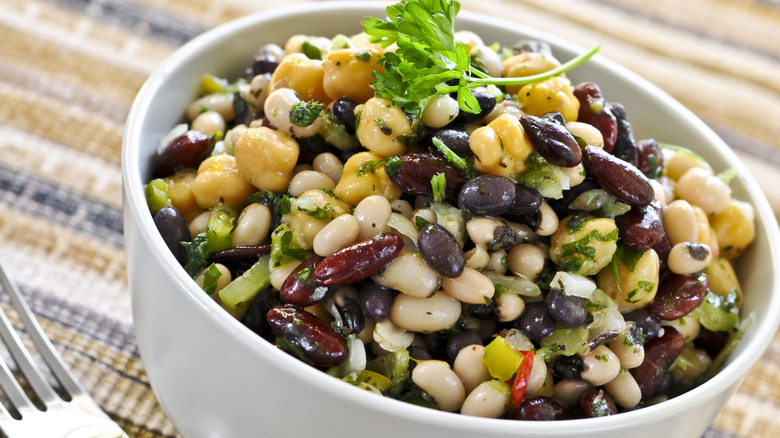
[145,0,756,421]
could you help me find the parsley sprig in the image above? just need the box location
[363,0,600,116]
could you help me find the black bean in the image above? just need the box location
[511,396,574,421]
[337,297,365,335]
[252,45,281,75]
[551,354,583,379]
[331,96,359,133]
[541,111,566,127]
[385,153,466,201]
[450,88,496,125]
[546,288,588,328]
[507,183,543,217]
[153,206,191,266]
[408,345,432,372]
[515,301,555,340]
[622,309,662,342]
[429,129,471,155]
[520,114,582,167]
[608,102,638,166]
[458,174,516,216]
[548,179,601,218]
[417,223,466,278]
[241,289,278,340]
[466,301,500,322]
[359,283,393,322]
[446,329,482,361]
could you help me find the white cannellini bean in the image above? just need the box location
[312,213,360,256]
[373,249,440,298]
[441,267,495,304]
[553,378,594,407]
[353,195,392,240]
[232,203,272,247]
[460,380,509,418]
[604,370,642,409]
[465,245,490,270]
[495,292,525,322]
[373,319,414,352]
[390,291,461,333]
[288,170,336,197]
[663,199,699,245]
[507,243,547,280]
[191,110,226,137]
[453,344,492,394]
[676,167,731,214]
[312,152,344,185]
[534,201,559,236]
[412,360,466,412]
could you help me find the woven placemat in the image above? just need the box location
[0,0,778,436]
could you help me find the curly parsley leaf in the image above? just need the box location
[290,100,324,127]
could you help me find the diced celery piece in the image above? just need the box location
[692,290,740,332]
[145,179,171,215]
[366,349,410,396]
[200,74,230,95]
[218,255,271,318]
[205,206,237,254]
[539,327,589,360]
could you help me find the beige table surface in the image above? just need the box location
[0,0,779,436]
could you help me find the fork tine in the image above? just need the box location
[0,261,77,407]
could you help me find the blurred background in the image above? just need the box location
[0,0,778,436]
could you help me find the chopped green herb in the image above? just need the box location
[290,100,324,127]
[201,263,222,295]
[431,172,447,202]
[431,137,478,178]
[354,50,372,62]
[270,223,306,267]
[357,158,389,176]
[302,40,323,60]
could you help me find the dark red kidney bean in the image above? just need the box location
[458,174,516,216]
[515,301,555,340]
[579,389,618,418]
[608,102,638,167]
[581,145,654,206]
[153,206,191,265]
[653,232,672,271]
[507,183,542,217]
[551,355,583,379]
[636,138,664,179]
[520,114,582,167]
[429,129,471,155]
[154,130,214,177]
[630,326,685,399]
[649,273,708,320]
[312,233,404,286]
[280,255,329,307]
[331,96,359,133]
[450,88,496,125]
[359,283,394,322]
[512,396,575,421]
[615,203,665,252]
[446,329,482,361]
[622,309,662,341]
[266,305,348,368]
[385,153,466,201]
[417,223,466,278]
[573,82,618,153]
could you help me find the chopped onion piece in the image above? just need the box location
[483,271,541,297]
[550,271,596,299]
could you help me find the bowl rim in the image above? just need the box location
[122,1,780,433]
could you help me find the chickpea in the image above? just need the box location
[501,51,561,95]
[711,200,755,259]
[271,53,328,104]
[354,97,415,157]
[550,215,618,276]
[706,258,743,307]
[469,114,534,179]
[333,151,402,206]
[282,189,352,248]
[322,48,384,103]
[191,154,255,211]
[516,76,579,122]
[597,248,660,312]
[234,127,299,193]
[165,169,202,222]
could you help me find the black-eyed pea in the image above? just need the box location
[372,319,414,352]
[662,148,712,182]
[373,249,440,298]
[354,97,414,157]
[421,94,460,128]
[312,152,344,184]
[412,360,466,412]
[711,200,756,260]
[580,345,621,387]
[191,110,225,137]
[604,370,642,409]
[453,344,491,393]
[668,242,712,275]
[507,243,547,280]
[186,93,235,122]
[535,201,559,237]
[232,203,272,247]
[495,292,525,322]
[270,53,328,104]
[390,199,413,219]
[526,352,548,396]
[607,323,645,369]
[354,195,392,240]
[467,218,502,247]
[312,213,360,257]
[663,199,698,246]
[460,380,510,418]
[234,127,299,192]
[550,215,618,276]
[596,248,659,313]
[676,167,731,214]
[661,315,701,343]
[553,378,593,407]
[566,121,604,148]
[465,245,490,270]
[191,154,255,211]
[390,290,461,333]
[288,170,336,197]
[441,267,495,304]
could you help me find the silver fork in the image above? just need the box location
[0,261,129,438]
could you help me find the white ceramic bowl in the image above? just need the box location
[122,2,780,437]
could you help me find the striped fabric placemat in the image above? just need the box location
[0,0,778,437]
